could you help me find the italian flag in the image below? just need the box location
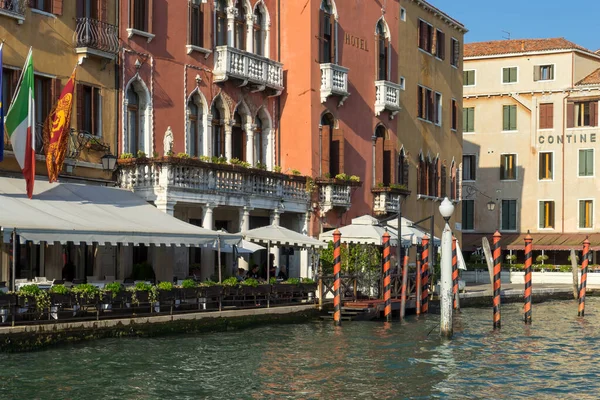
[5,48,35,198]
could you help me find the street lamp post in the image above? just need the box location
[439,197,455,338]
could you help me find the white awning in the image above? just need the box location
[319,215,410,247]
[386,217,441,246]
[243,224,327,249]
[0,177,241,247]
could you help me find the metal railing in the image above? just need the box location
[0,0,25,18]
[74,18,119,55]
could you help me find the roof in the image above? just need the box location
[576,68,600,86]
[244,224,326,249]
[462,233,600,251]
[319,215,410,247]
[0,177,241,246]
[410,0,467,33]
[464,38,594,58]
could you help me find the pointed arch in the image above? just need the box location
[253,0,270,57]
[320,0,338,20]
[319,0,338,64]
[210,94,229,157]
[255,106,274,169]
[375,16,391,39]
[398,145,409,187]
[123,73,152,155]
[186,88,208,157]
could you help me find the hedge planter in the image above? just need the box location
[301,283,317,294]
[134,291,150,304]
[180,287,199,300]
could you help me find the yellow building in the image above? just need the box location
[0,2,119,284]
[0,1,118,182]
[462,38,600,262]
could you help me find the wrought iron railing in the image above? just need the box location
[74,18,119,55]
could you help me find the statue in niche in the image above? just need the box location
[163,126,173,156]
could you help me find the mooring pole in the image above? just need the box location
[439,197,455,339]
[415,251,422,316]
[492,231,502,329]
[400,255,409,320]
[11,229,16,292]
[217,236,222,284]
[578,237,590,317]
[523,232,533,324]
[333,229,342,326]
[383,232,392,322]
[421,235,430,314]
[570,249,579,300]
[452,236,460,312]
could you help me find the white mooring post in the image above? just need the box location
[439,198,455,339]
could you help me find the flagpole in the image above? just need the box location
[8,47,31,111]
[11,229,16,292]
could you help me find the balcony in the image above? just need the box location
[213,46,283,95]
[0,0,24,23]
[74,18,119,64]
[320,63,350,107]
[317,178,361,216]
[372,186,411,216]
[374,81,401,119]
[118,157,309,213]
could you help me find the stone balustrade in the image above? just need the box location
[372,187,411,216]
[213,46,283,94]
[320,63,350,106]
[374,80,402,118]
[317,179,360,216]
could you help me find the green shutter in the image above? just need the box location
[586,150,594,176]
[501,200,508,229]
[503,68,509,83]
[510,105,517,130]
[579,150,586,176]
[510,200,517,230]
[468,108,475,132]
[503,105,510,131]
[539,201,544,228]
[580,201,586,228]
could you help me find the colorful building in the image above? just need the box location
[462,38,600,262]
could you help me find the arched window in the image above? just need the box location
[441,162,447,198]
[254,116,263,164]
[232,111,246,161]
[126,87,140,154]
[398,148,409,187]
[234,1,246,50]
[374,125,392,186]
[376,20,389,81]
[418,154,427,195]
[450,161,457,200]
[429,158,437,196]
[253,7,264,56]
[211,104,224,157]
[187,100,200,157]
[216,0,227,46]
[321,112,342,177]
[319,0,335,63]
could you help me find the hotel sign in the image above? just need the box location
[538,133,597,144]
[344,33,369,52]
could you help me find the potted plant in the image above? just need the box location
[0,290,14,323]
[180,279,198,300]
[131,281,152,305]
[102,282,124,310]
[301,278,317,298]
[155,281,174,312]
[48,284,72,319]
[18,284,50,318]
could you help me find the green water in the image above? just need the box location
[2,298,600,399]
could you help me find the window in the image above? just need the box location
[189,0,204,47]
[231,111,246,161]
[567,101,598,128]
[579,200,594,229]
[211,103,225,157]
[34,75,52,154]
[215,0,227,46]
[130,0,152,32]
[376,20,388,81]
[450,38,459,67]
[538,152,553,180]
[320,112,344,177]
[539,201,555,229]
[400,8,406,21]
[500,154,516,180]
[253,7,264,56]
[462,200,474,230]
[579,149,594,177]
[501,200,517,231]
[31,0,52,12]
[534,64,554,81]
[418,19,433,53]
[234,1,246,50]
[2,68,18,108]
[77,0,97,18]
[502,67,517,83]
[463,107,474,132]
[254,116,263,164]
[462,155,476,181]
[374,125,393,186]
[450,161,458,200]
[187,100,200,157]
[539,103,553,129]
[463,70,475,86]
[319,0,335,63]
[435,29,445,59]
[398,150,409,186]
[502,105,517,131]
[417,85,438,123]
[126,87,140,155]
[451,99,457,131]
[78,84,101,136]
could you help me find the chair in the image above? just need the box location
[34,276,47,283]
[86,276,99,283]
[52,279,64,285]
[104,276,116,282]
[72,279,85,285]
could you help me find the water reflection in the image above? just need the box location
[2,299,600,399]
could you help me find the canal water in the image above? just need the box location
[2,298,600,399]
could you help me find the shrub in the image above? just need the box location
[134,282,153,291]
[290,169,301,176]
[199,155,211,162]
[72,284,99,302]
[323,172,331,179]
[536,254,549,263]
[335,173,349,181]
[18,284,42,296]
[269,277,277,285]
[273,165,282,173]
[104,282,123,293]
[136,150,147,159]
[505,254,517,263]
[241,278,259,287]
[285,278,301,285]
[200,280,218,287]
[301,278,315,284]
[49,284,70,295]
[181,279,197,289]
[222,277,239,287]
[255,162,267,170]
[390,183,408,190]
[176,152,190,159]
[120,153,133,159]
[230,158,250,168]
[349,175,360,182]
[156,281,173,291]
[152,151,159,158]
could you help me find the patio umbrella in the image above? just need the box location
[319,215,409,247]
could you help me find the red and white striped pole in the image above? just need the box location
[421,235,430,314]
[578,237,590,317]
[452,236,459,311]
[383,232,392,322]
[400,254,409,320]
[333,229,342,326]
[415,252,421,316]
[523,232,533,324]
[492,230,502,329]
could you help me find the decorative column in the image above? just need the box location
[270,209,281,271]
[201,203,216,281]
[155,198,176,216]
[205,113,213,157]
[265,127,274,170]
[299,213,310,278]
[239,206,252,232]
[246,13,254,53]
[264,22,271,59]
[225,122,233,160]
[245,123,255,166]
[226,6,237,47]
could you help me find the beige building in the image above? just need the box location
[462,38,600,262]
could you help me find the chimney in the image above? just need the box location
[521,41,525,51]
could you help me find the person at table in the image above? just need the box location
[235,268,246,282]
[62,260,75,282]
[247,265,260,280]
[278,265,288,281]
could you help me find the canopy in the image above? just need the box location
[386,217,441,246]
[0,177,241,247]
[213,239,265,254]
[319,215,409,247]
[243,224,326,249]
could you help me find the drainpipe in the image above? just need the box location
[114,0,120,162]
[276,0,281,168]
[561,93,569,234]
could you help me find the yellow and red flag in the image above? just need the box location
[44,67,76,183]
